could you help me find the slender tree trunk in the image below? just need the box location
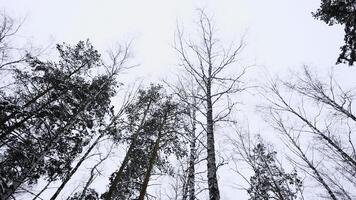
[283,130,338,200]
[187,108,196,200]
[291,109,356,169]
[138,112,168,200]
[206,80,220,200]
[138,131,162,200]
[105,100,152,200]
[49,133,104,200]
[31,175,57,200]
[79,143,112,200]
[79,165,97,200]
[182,177,189,200]
[305,159,338,200]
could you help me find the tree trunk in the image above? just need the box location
[206,80,220,200]
[138,131,162,200]
[138,113,167,200]
[287,135,338,200]
[187,108,196,200]
[32,175,57,200]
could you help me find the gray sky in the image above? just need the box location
[2,0,356,199]
[2,0,350,75]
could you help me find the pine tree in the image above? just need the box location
[104,84,186,200]
[313,0,356,65]
[0,41,118,199]
[247,143,302,200]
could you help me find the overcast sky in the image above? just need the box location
[3,0,353,76]
[2,0,356,199]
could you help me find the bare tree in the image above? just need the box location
[270,114,338,200]
[174,9,247,200]
[261,66,356,199]
[165,73,203,200]
[0,12,27,71]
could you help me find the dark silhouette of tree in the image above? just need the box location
[0,40,120,199]
[48,43,133,200]
[103,84,186,200]
[247,142,302,200]
[313,0,356,65]
[174,9,247,200]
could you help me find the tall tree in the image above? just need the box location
[313,0,356,65]
[103,85,161,200]
[262,66,356,199]
[0,40,120,199]
[104,84,185,200]
[174,10,246,200]
[271,116,339,200]
[138,90,184,200]
[166,75,202,200]
[48,43,132,200]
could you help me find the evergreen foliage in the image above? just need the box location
[0,40,117,198]
[248,143,302,200]
[313,0,356,65]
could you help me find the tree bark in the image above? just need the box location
[206,80,220,200]
[137,131,162,200]
[138,112,167,200]
[187,108,196,200]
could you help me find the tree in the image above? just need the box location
[313,0,356,65]
[230,131,303,200]
[0,12,29,71]
[247,142,302,200]
[137,90,184,200]
[103,85,161,200]
[67,143,115,200]
[103,84,185,200]
[0,40,120,199]
[261,66,356,199]
[166,74,203,200]
[174,9,247,200]
[271,116,339,200]
[48,43,132,200]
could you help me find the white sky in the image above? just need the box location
[2,0,356,199]
[2,0,351,75]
